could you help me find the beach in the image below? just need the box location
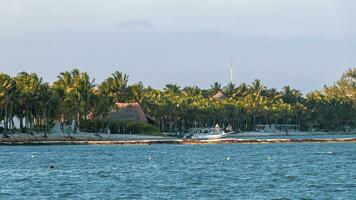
[1,132,356,145]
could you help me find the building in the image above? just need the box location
[212,91,227,100]
[111,103,155,124]
[256,124,300,133]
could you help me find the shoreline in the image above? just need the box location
[0,133,356,145]
[227,131,356,137]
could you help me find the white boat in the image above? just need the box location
[184,127,232,140]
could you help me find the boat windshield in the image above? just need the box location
[189,128,224,134]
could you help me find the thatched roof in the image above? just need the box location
[111,103,148,122]
[212,91,227,100]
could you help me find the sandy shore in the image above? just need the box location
[228,131,356,137]
[0,132,356,145]
[0,133,173,142]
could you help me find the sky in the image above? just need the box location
[0,0,355,92]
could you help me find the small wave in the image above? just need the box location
[0,192,12,197]
[14,177,31,183]
[97,170,111,178]
[314,152,337,155]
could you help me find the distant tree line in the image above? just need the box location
[0,68,355,134]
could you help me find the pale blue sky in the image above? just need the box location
[0,0,355,92]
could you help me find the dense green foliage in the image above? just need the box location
[0,68,355,134]
[82,119,161,135]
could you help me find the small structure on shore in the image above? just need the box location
[111,103,155,124]
[51,121,79,134]
[51,122,63,134]
[256,124,300,133]
[212,91,227,100]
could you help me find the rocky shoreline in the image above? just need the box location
[0,133,356,145]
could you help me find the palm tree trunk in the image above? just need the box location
[9,102,14,131]
[253,112,256,130]
[25,105,29,132]
[44,107,48,137]
[4,98,8,131]
[19,117,23,131]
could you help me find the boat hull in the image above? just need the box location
[190,132,230,140]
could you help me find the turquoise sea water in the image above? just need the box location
[0,143,355,199]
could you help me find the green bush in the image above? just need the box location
[80,119,161,136]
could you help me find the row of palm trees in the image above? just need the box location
[0,68,355,133]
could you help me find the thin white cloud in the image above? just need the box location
[0,0,354,38]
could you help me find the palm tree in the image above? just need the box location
[14,72,42,132]
[182,86,201,96]
[37,83,59,136]
[224,82,236,98]
[162,85,181,132]
[337,68,355,100]
[53,70,74,133]
[75,71,96,130]
[235,83,248,98]
[100,71,129,103]
[282,86,303,104]
[53,69,96,134]
[247,79,267,129]
[129,82,145,103]
[164,84,181,95]
[210,82,222,95]
[0,74,16,132]
[249,79,266,96]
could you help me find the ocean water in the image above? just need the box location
[0,143,355,200]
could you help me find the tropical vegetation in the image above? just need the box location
[0,68,355,134]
